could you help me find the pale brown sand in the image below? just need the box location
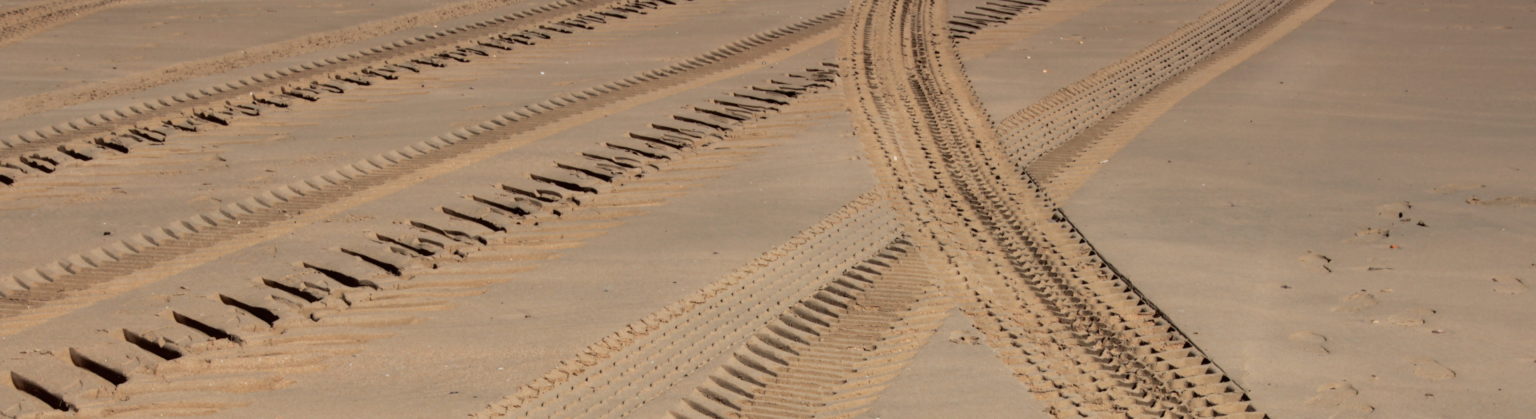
[1064,0,1536,417]
[0,0,1529,416]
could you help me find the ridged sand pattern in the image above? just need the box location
[842,0,1270,416]
[481,194,904,417]
[0,0,1334,415]
[0,60,846,417]
[0,11,846,320]
[994,0,1291,173]
[670,242,950,419]
[0,0,695,186]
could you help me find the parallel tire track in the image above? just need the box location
[491,0,1307,415]
[0,0,694,185]
[843,0,1266,416]
[0,63,843,417]
[482,1,1093,416]
[0,0,657,121]
[0,11,845,327]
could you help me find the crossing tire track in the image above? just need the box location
[478,1,1102,416]
[842,0,1272,416]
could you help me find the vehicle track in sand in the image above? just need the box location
[0,0,138,49]
[477,0,1314,416]
[0,0,694,181]
[0,0,663,123]
[668,241,950,419]
[1024,0,1336,201]
[0,58,846,417]
[840,0,1266,415]
[0,0,1328,415]
[0,10,844,330]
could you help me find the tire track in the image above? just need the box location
[0,11,845,332]
[0,0,137,49]
[994,0,1293,174]
[944,0,1042,40]
[0,0,618,120]
[0,0,695,183]
[842,0,1265,416]
[955,0,1110,60]
[1026,0,1336,200]
[669,244,949,419]
[0,64,843,417]
[478,1,1080,415]
[478,193,907,418]
[489,0,1307,414]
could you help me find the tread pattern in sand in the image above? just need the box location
[1025,0,1335,200]
[0,0,690,122]
[996,0,1292,177]
[0,0,700,186]
[945,0,1042,40]
[0,12,844,327]
[842,0,1271,415]
[0,63,843,417]
[0,0,136,49]
[481,194,904,417]
[669,243,949,419]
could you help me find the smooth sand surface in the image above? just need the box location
[1065,0,1536,417]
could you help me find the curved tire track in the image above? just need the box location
[842,0,1266,416]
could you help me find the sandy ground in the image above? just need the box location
[0,0,1529,417]
[1065,0,1536,416]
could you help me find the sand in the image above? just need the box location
[0,0,1530,416]
[1063,0,1536,416]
